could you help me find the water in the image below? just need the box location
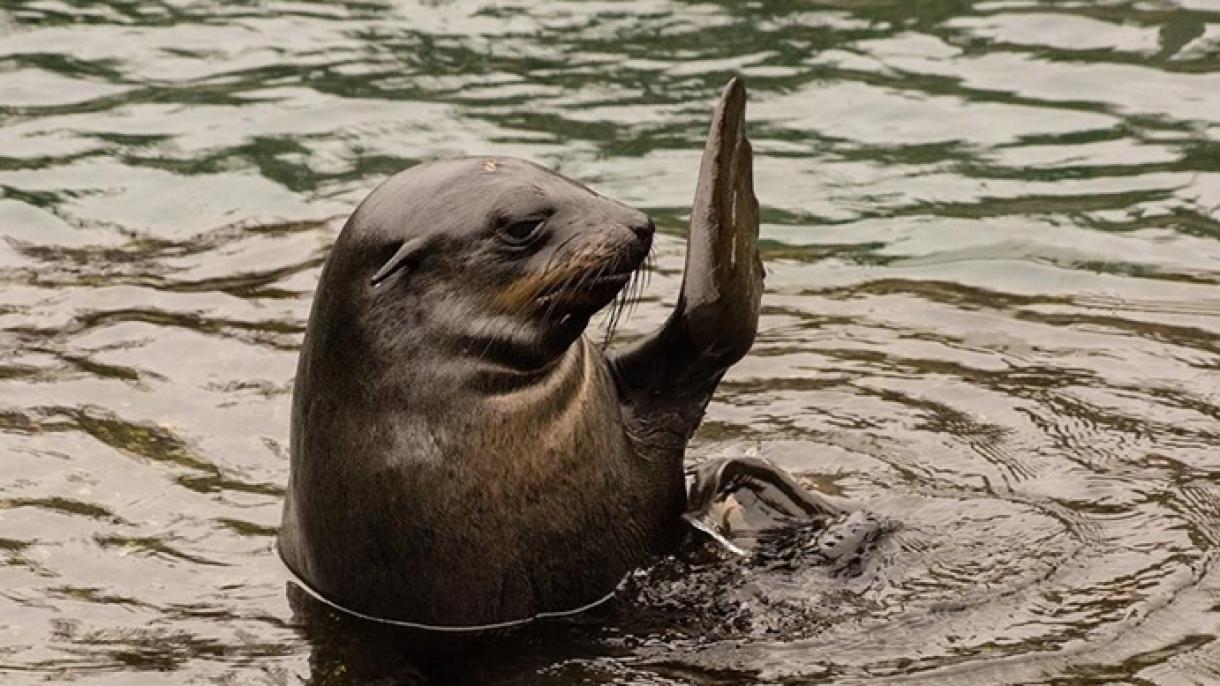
[1,0,1219,683]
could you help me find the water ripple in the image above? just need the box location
[0,0,1218,683]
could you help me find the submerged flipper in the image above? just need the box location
[684,457,840,554]
[610,78,763,437]
[687,457,839,520]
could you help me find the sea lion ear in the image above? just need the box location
[370,237,426,287]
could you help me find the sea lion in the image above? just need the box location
[278,78,834,629]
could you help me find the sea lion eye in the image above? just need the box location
[500,218,544,244]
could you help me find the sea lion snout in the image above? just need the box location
[600,214,654,271]
[623,211,655,240]
[585,203,655,267]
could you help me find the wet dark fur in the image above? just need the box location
[280,80,763,628]
[280,158,688,626]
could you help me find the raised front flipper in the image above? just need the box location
[610,77,763,440]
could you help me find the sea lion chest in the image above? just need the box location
[288,336,683,626]
[444,337,666,535]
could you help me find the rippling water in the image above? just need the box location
[2,1,1219,683]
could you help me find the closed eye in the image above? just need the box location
[501,218,544,243]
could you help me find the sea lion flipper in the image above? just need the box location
[683,457,839,557]
[686,457,839,523]
[611,78,762,431]
[680,77,763,366]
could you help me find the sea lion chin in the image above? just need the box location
[278,78,830,629]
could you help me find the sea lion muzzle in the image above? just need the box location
[494,219,653,317]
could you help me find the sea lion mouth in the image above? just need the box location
[534,254,643,310]
[535,249,651,348]
[535,278,628,317]
[537,268,631,302]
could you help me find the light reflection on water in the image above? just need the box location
[0,1,1218,683]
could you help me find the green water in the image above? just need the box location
[1,1,1219,683]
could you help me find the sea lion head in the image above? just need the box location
[315,156,653,372]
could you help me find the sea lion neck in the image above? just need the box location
[324,279,582,391]
[433,307,592,390]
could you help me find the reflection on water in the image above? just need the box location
[1,0,1218,683]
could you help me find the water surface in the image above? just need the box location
[1,0,1219,683]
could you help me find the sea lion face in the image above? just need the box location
[329,156,654,367]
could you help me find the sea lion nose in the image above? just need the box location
[627,213,655,240]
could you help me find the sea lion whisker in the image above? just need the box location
[523,240,582,323]
[541,233,584,277]
[623,262,644,324]
[606,298,627,347]
[540,269,573,321]
[606,242,651,346]
[475,319,506,366]
[601,260,633,347]
[644,248,655,292]
[540,255,584,323]
[610,264,632,342]
[600,290,621,347]
[619,268,639,332]
[495,232,585,322]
